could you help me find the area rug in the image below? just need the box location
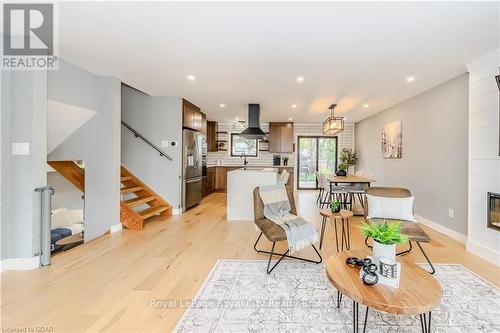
[174,260,499,332]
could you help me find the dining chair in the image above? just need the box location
[277,170,289,186]
[315,171,323,204]
[320,173,348,209]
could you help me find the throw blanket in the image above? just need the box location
[259,184,318,253]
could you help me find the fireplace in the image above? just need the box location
[487,192,500,232]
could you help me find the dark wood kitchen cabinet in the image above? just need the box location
[207,121,218,152]
[269,122,294,153]
[183,98,204,131]
[215,166,227,191]
[206,167,216,195]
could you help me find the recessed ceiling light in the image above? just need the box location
[219,103,226,108]
[363,104,369,108]
[288,117,293,121]
[187,75,196,81]
[406,76,415,83]
[296,76,304,83]
[291,104,297,108]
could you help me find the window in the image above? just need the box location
[231,134,258,157]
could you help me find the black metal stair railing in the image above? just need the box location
[121,121,173,161]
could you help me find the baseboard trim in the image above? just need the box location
[110,223,123,233]
[172,208,182,215]
[466,240,500,267]
[415,215,467,244]
[1,256,40,272]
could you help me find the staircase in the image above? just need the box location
[48,161,172,230]
[120,166,172,230]
[47,161,85,192]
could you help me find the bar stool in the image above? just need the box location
[319,209,354,252]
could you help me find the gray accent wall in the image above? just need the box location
[121,85,183,210]
[48,59,121,241]
[355,74,469,235]
[1,70,48,260]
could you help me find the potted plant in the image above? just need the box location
[283,156,289,166]
[336,162,348,176]
[330,200,342,213]
[361,221,408,262]
[338,148,358,175]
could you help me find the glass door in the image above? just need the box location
[297,136,337,189]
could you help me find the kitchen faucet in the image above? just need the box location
[241,153,248,165]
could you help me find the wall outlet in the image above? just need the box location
[448,208,454,218]
[160,140,169,148]
[12,142,30,155]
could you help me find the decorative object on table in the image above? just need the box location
[330,200,342,213]
[361,221,408,263]
[346,256,378,285]
[335,163,347,176]
[380,257,398,279]
[283,156,289,166]
[338,148,358,175]
[382,120,402,159]
[322,103,344,135]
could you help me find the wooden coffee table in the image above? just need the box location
[325,250,441,333]
[319,209,354,251]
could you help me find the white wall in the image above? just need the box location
[466,49,500,266]
[121,85,183,210]
[1,70,47,267]
[48,59,121,242]
[355,74,469,237]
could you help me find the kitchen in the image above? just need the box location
[182,101,296,211]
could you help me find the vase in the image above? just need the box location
[372,240,396,264]
[336,170,347,177]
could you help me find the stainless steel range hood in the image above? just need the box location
[240,104,267,139]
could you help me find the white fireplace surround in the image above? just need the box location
[466,48,500,266]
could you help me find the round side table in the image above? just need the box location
[319,209,354,252]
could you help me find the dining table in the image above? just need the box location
[326,175,376,215]
[326,175,375,185]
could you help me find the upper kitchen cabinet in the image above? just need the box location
[207,121,218,152]
[183,98,204,131]
[268,122,294,153]
[201,113,207,136]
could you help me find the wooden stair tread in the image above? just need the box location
[119,165,173,230]
[124,196,156,208]
[120,186,143,194]
[138,205,169,219]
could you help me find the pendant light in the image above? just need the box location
[322,103,344,135]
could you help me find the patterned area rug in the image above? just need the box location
[174,260,499,332]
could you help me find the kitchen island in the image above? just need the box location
[226,167,279,221]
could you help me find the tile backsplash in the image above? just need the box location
[207,122,354,166]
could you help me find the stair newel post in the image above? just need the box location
[35,186,55,266]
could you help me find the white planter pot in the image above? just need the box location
[372,240,396,263]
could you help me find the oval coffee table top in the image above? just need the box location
[320,209,354,219]
[325,249,441,315]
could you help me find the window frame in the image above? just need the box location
[230,133,258,157]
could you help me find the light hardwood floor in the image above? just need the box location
[2,191,499,332]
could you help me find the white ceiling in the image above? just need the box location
[57,1,499,123]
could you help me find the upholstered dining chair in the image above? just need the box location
[253,186,322,274]
[363,187,435,274]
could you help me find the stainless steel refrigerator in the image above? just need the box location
[182,129,203,211]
